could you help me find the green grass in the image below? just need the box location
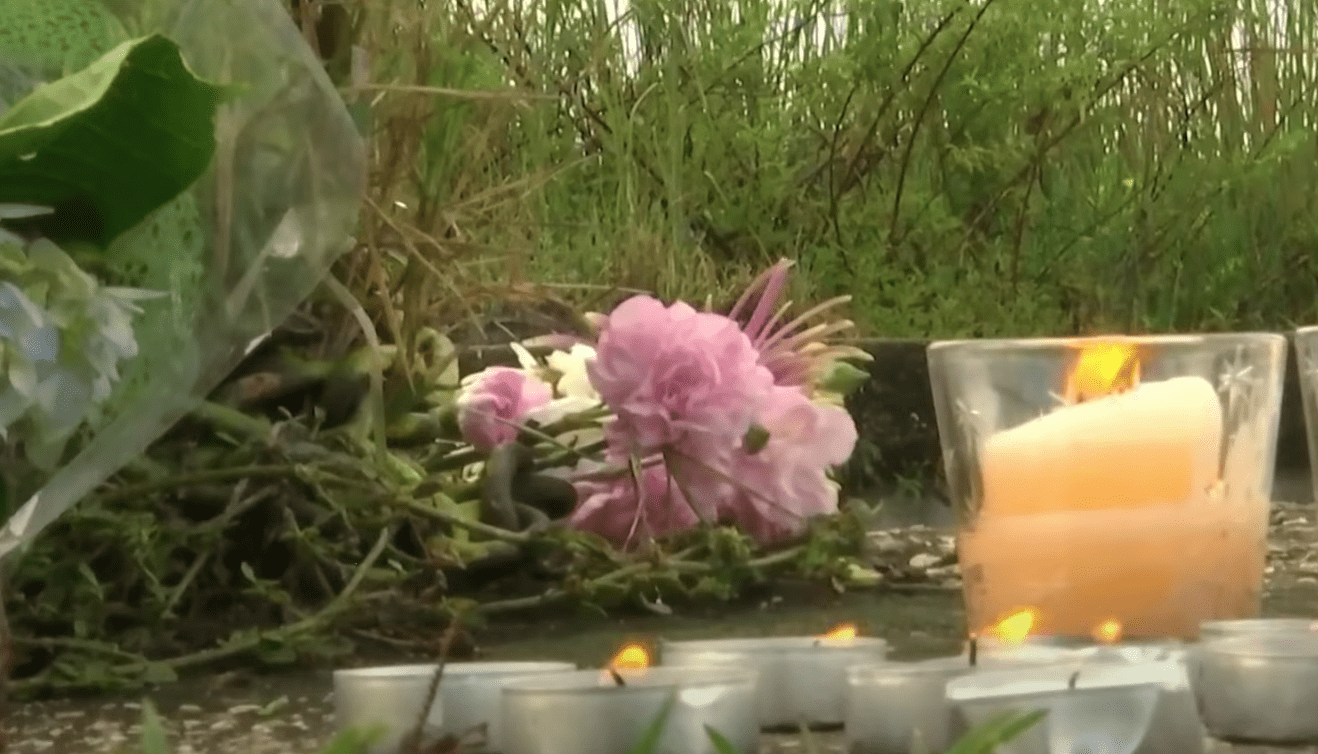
[342,0,1318,341]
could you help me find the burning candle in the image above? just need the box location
[937,337,1282,639]
[946,660,1169,754]
[660,624,887,729]
[436,661,576,752]
[332,664,445,754]
[499,644,758,754]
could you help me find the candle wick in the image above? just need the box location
[968,636,978,668]
[609,668,627,687]
[1067,670,1080,690]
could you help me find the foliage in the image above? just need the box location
[0,33,221,247]
[944,710,1046,754]
[343,0,1318,338]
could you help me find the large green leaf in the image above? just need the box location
[0,33,220,247]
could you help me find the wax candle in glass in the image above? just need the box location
[928,334,1286,640]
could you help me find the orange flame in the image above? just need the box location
[986,608,1036,645]
[1063,341,1141,404]
[609,644,651,669]
[1092,619,1123,645]
[819,623,858,641]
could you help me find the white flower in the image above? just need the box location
[546,344,598,401]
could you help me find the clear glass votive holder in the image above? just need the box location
[927,333,1286,640]
[1291,326,1318,502]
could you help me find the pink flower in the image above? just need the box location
[720,386,858,543]
[586,295,776,455]
[456,367,553,451]
[726,258,870,389]
[569,458,703,548]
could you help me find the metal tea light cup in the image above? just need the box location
[500,665,758,754]
[1191,633,1318,745]
[928,333,1286,640]
[333,664,445,754]
[437,661,577,752]
[660,635,888,729]
[1198,617,1318,642]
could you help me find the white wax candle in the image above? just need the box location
[660,635,888,728]
[500,666,758,754]
[845,647,1090,754]
[438,661,576,752]
[964,375,1246,638]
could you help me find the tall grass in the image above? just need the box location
[337,0,1318,341]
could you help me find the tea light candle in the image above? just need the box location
[1192,633,1318,744]
[946,660,1168,754]
[437,661,577,752]
[660,632,888,728]
[1199,617,1318,641]
[843,639,1100,754]
[1074,643,1206,754]
[499,665,758,754]
[333,664,445,754]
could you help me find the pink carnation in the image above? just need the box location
[456,367,552,451]
[586,295,775,455]
[719,386,858,543]
[569,459,704,549]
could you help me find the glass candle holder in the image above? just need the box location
[927,333,1286,640]
[1291,326,1318,502]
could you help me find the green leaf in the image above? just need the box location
[703,724,742,754]
[944,709,1047,754]
[319,725,385,754]
[817,360,870,397]
[626,692,676,754]
[141,662,178,685]
[138,698,172,754]
[0,34,221,247]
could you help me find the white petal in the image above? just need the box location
[510,342,540,370]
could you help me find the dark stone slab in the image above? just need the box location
[841,335,1316,505]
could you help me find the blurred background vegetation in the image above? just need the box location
[335,0,1318,344]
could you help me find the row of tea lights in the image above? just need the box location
[334,616,1318,754]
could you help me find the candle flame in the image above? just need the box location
[819,623,857,641]
[986,608,1036,645]
[1063,341,1141,404]
[1092,619,1123,645]
[609,644,650,669]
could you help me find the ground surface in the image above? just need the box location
[9,497,1318,754]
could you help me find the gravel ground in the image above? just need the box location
[7,499,1318,754]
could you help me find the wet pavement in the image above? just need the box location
[7,498,1318,754]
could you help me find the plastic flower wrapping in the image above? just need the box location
[453,259,872,550]
[0,0,367,557]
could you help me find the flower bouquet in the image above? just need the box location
[451,259,872,551]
